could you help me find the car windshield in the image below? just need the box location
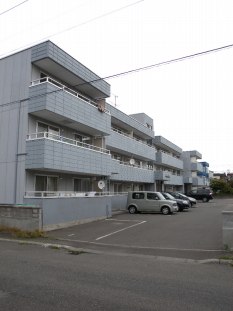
[177,193,188,199]
[163,193,175,200]
[157,192,166,200]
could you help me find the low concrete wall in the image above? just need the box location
[24,196,112,231]
[222,211,233,251]
[111,194,127,211]
[0,204,42,231]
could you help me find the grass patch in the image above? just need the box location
[0,225,46,238]
[219,255,233,261]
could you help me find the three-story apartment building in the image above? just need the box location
[181,150,210,193]
[0,41,113,204]
[0,40,211,210]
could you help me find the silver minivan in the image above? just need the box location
[127,191,178,215]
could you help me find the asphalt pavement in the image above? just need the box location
[1,197,232,261]
[0,241,233,311]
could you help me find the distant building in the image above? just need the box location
[181,151,210,193]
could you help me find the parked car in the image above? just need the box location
[168,192,197,206]
[161,192,190,212]
[186,188,213,203]
[127,191,178,215]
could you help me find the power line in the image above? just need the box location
[0,0,29,16]
[0,42,233,113]
[0,0,143,58]
[74,43,233,87]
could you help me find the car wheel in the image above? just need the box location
[128,206,137,214]
[179,207,184,212]
[202,197,208,203]
[161,206,170,215]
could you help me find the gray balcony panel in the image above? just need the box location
[189,150,202,159]
[105,103,154,139]
[153,136,182,154]
[26,139,112,176]
[156,151,183,169]
[28,83,111,136]
[191,162,203,172]
[110,161,154,183]
[106,131,155,161]
[165,175,183,185]
[31,41,110,98]
[154,171,171,181]
[183,177,192,184]
[192,177,206,186]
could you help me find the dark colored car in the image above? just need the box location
[161,192,190,212]
[167,192,196,206]
[186,188,213,203]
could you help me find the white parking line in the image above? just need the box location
[105,218,143,222]
[96,221,146,241]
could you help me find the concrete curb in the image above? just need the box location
[1,237,233,266]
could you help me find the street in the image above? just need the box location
[0,241,233,311]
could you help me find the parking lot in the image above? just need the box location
[47,198,233,260]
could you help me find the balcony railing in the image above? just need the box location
[111,127,156,149]
[24,191,128,198]
[30,76,110,114]
[112,158,153,170]
[27,132,111,154]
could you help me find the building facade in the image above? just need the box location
[0,41,210,208]
[181,151,210,193]
[153,136,184,192]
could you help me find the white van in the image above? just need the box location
[127,191,178,215]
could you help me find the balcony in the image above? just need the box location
[164,175,183,185]
[156,151,183,170]
[28,77,111,136]
[106,128,156,161]
[192,177,207,186]
[154,171,171,181]
[191,162,203,172]
[31,41,110,98]
[105,103,155,139]
[26,132,112,176]
[110,160,154,183]
[183,177,192,184]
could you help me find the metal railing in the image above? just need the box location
[30,76,110,114]
[27,132,111,154]
[111,127,156,149]
[24,191,128,198]
[112,158,153,170]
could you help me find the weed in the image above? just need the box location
[0,225,46,238]
[49,245,61,250]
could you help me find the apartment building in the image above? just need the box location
[0,41,114,205]
[153,136,184,192]
[105,108,156,192]
[0,40,211,224]
[182,151,210,193]
[0,41,160,207]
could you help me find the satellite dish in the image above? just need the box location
[129,158,135,165]
[98,180,105,190]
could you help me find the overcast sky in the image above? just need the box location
[0,0,232,172]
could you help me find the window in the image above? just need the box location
[74,178,91,192]
[147,193,159,200]
[37,121,60,139]
[35,175,58,194]
[132,193,144,199]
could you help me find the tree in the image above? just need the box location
[210,179,233,194]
